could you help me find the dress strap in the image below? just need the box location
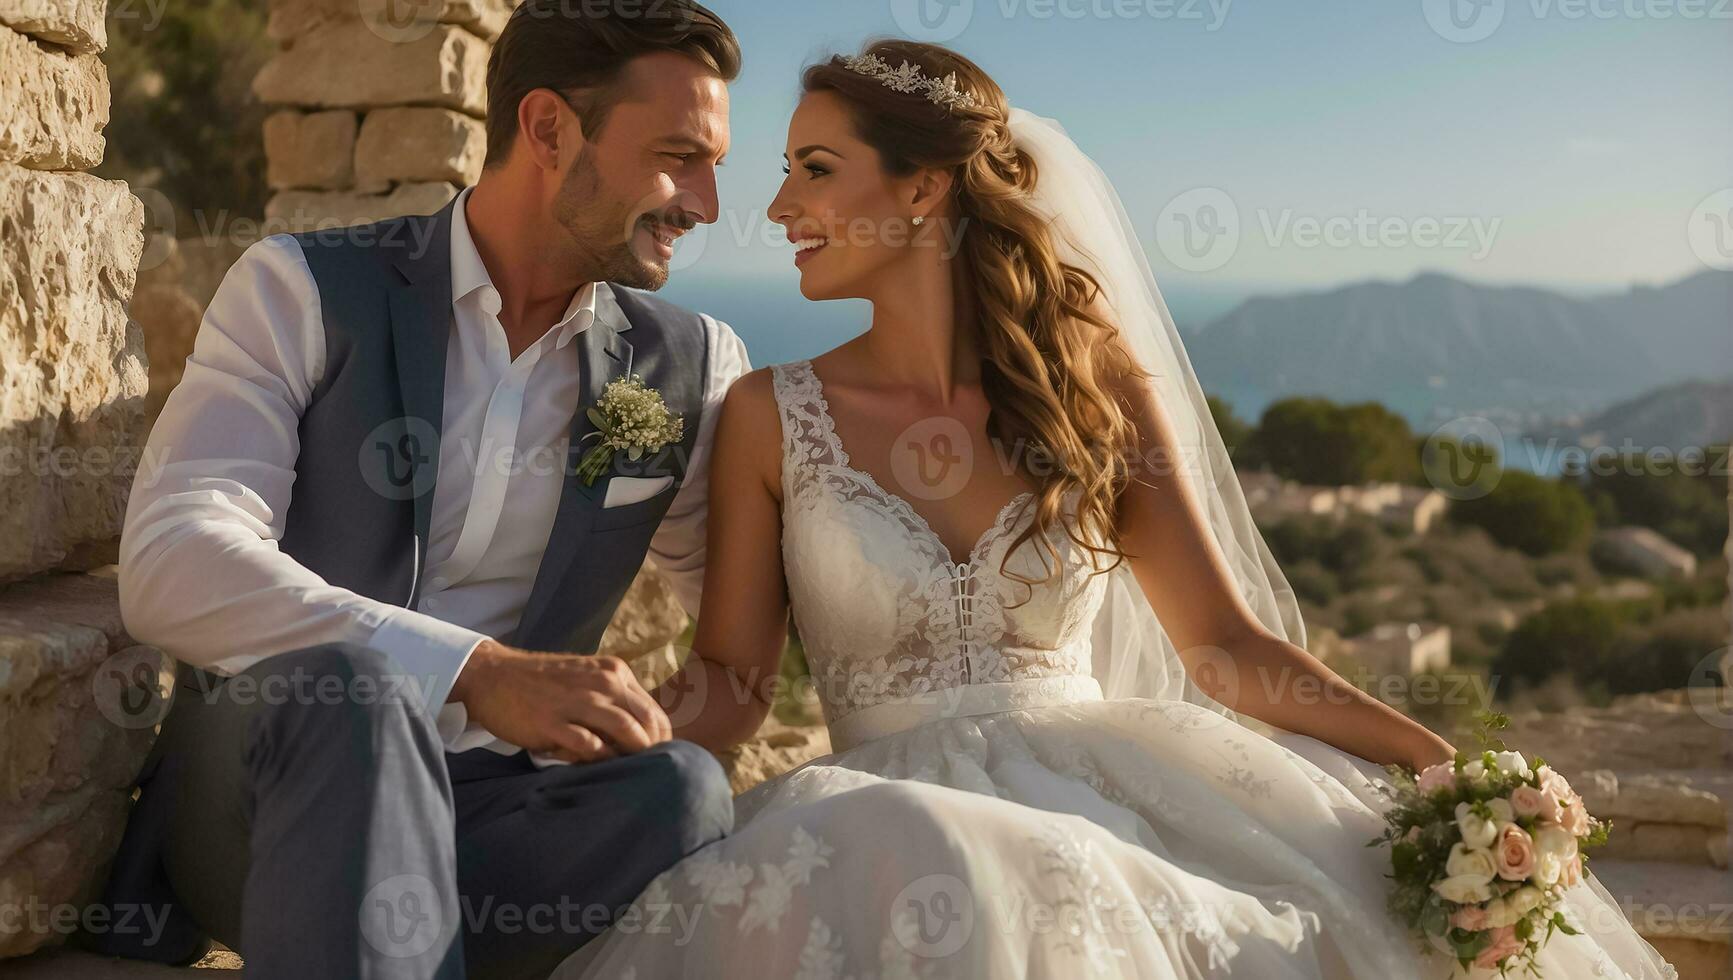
[769,360,845,492]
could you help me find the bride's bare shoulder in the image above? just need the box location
[715,366,786,495]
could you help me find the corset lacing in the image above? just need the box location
[951,561,976,684]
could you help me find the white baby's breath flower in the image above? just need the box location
[576,374,685,485]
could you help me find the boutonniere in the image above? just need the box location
[575,374,685,486]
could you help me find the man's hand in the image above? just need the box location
[449,640,673,763]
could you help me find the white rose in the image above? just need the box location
[1532,827,1578,887]
[1461,760,1488,783]
[1433,874,1495,904]
[1494,751,1531,778]
[1446,842,1498,880]
[1481,886,1543,929]
[1481,894,1518,928]
[1454,800,1512,849]
[1533,852,1562,887]
[1505,885,1545,916]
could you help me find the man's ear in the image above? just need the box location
[517,88,579,171]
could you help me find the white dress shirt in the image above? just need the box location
[120,187,750,757]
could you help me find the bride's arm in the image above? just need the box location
[1107,363,1457,773]
[649,368,792,751]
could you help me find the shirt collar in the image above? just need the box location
[450,186,597,351]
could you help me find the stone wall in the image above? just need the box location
[0,0,146,582]
[252,0,510,230]
[0,0,163,960]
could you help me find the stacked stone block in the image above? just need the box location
[252,0,511,229]
[0,0,167,961]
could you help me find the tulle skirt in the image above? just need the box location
[555,686,1677,979]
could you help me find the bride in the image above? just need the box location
[557,40,1676,979]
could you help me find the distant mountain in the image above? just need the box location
[1187,270,1733,429]
[1527,379,1733,454]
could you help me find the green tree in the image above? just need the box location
[1251,397,1418,485]
[1449,470,1595,557]
[1493,597,1634,691]
[96,0,273,230]
[1207,395,1259,470]
[1569,445,1730,558]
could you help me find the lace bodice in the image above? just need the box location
[771,359,1111,735]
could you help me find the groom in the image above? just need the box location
[91,3,746,978]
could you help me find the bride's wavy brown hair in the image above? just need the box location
[804,39,1150,590]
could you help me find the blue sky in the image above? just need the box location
[670,0,1732,300]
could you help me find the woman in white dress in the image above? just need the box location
[557,39,1676,979]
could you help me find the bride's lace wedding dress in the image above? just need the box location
[556,359,1676,979]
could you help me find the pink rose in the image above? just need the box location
[1536,765,1572,801]
[1494,824,1536,881]
[1509,784,1561,823]
[1404,825,1422,844]
[1450,904,1490,931]
[1559,795,1590,837]
[1474,924,1524,969]
[1417,763,1456,795]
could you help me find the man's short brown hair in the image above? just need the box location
[483,0,741,166]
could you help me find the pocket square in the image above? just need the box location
[602,474,674,508]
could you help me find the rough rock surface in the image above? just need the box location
[714,717,833,798]
[264,181,459,231]
[1467,688,1732,775]
[355,108,485,189]
[0,164,147,583]
[0,573,168,959]
[266,0,515,43]
[262,110,357,191]
[252,24,489,115]
[0,0,106,52]
[0,26,109,170]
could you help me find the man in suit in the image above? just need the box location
[93,3,746,977]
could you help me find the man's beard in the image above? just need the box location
[551,148,675,291]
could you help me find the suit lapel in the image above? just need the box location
[387,201,458,602]
[571,285,636,504]
[517,283,635,648]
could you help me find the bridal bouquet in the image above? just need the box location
[1370,712,1610,977]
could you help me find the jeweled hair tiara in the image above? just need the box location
[838,53,978,111]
